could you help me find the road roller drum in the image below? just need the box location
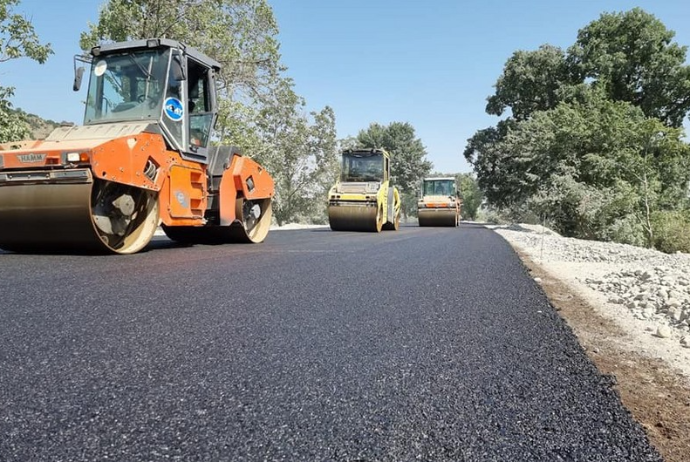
[328,202,381,232]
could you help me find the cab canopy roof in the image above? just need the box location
[343,148,388,157]
[91,38,221,72]
[424,177,456,181]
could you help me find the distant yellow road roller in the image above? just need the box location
[328,149,401,232]
[417,177,460,227]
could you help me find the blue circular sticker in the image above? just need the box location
[164,97,184,121]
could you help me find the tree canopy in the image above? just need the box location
[467,8,690,250]
[568,8,690,128]
[356,122,432,194]
[0,0,53,143]
[456,173,482,221]
[486,44,571,121]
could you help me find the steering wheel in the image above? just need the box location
[137,94,158,108]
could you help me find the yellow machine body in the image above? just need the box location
[328,149,400,232]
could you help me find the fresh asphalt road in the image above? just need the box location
[0,223,660,461]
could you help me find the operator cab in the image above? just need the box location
[422,178,457,197]
[341,149,390,183]
[76,38,219,163]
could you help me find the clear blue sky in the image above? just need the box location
[3,0,690,173]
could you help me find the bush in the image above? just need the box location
[651,210,690,253]
[528,177,612,240]
[605,215,646,247]
[477,207,506,225]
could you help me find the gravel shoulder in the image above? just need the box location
[489,223,690,462]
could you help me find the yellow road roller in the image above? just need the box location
[328,149,400,232]
[417,177,460,227]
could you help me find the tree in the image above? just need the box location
[484,8,690,129]
[463,119,527,209]
[486,44,572,121]
[568,7,690,128]
[456,173,482,221]
[251,79,338,225]
[0,87,29,142]
[465,8,690,250]
[0,0,53,143]
[0,0,52,64]
[500,89,690,242]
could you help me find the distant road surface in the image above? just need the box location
[0,223,661,461]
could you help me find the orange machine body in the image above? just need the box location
[417,177,461,227]
[0,38,275,254]
[0,125,274,228]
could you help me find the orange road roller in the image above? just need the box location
[0,38,274,254]
[417,177,461,227]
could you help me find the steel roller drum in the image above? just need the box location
[0,170,159,254]
[328,203,381,232]
[418,208,458,227]
[162,197,273,244]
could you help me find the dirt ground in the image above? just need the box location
[517,250,690,462]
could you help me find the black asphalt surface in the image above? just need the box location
[0,223,661,461]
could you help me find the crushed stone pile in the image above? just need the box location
[490,224,690,351]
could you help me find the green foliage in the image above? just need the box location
[399,191,417,219]
[0,87,29,142]
[356,121,432,194]
[568,8,690,128]
[477,208,504,225]
[0,0,53,64]
[651,210,690,254]
[487,44,572,121]
[0,0,53,143]
[606,215,646,247]
[456,173,482,220]
[467,8,690,251]
[528,172,615,239]
[520,93,688,242]
[251,79,338,225]
[463,119,521,209]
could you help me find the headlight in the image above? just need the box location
[63,152,90,164]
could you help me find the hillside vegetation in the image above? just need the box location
[13,108,63,139]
